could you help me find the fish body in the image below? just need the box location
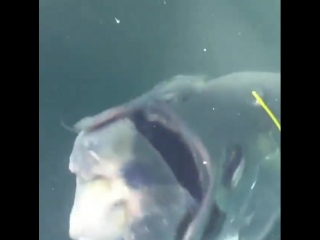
[68,72,280,240]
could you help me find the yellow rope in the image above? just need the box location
[252,91,281,131]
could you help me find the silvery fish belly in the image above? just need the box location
[68,72,281,240]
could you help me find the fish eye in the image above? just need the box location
[113,199,126,208]
[83,137,99,149]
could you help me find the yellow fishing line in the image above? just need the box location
[252,91,281,131]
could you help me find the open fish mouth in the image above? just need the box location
[129,105,210,202]
[68,103,215,240]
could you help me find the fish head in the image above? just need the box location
[68,106,213,240]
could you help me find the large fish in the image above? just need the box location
[68,72,280,240]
